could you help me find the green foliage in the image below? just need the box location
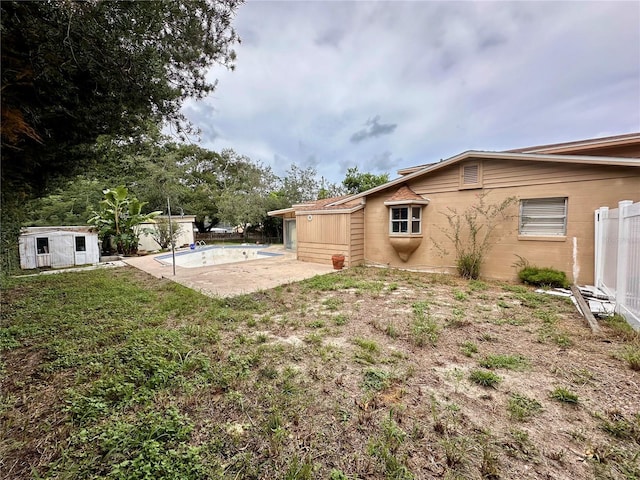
[88,186,161,254]
[367,415,414,479]
[620,344,640,371]
[479,354,529,371]
[434,192,517,279]
[518,266,569,288]
[411,301,439,346]
[468,369,501,388]
[507,393,543,421]
[1,0,240,195]
[146,218,181,250]
[342,166,389,194]
[215,150,277,238]
[49,408,212,479]
[460,341,478,357]
[550,387,579,404]
[362,369,392,392]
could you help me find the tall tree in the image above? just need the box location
[216,150,276,239]
[342,167,390,194]
[1,0,241,195]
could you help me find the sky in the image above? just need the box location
[181,0,640,184]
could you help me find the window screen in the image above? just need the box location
[519,198,567,236]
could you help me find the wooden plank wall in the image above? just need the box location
[296,212,350,265]
[349,209,365,265]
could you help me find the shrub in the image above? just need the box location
[518,266,569,289]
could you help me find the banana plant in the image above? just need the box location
[88,186,161,254]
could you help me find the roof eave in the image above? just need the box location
[330,150,640,206]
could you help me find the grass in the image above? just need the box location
[478,354,529,371]
[550,387,579,404]
[468,369,501,388]
[460,341,478,357]
[619,344,640,371]
[507,393,543,421]
[1,267,637,480]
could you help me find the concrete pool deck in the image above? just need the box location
[122,245,336,297]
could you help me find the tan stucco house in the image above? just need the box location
[269,133,640,284]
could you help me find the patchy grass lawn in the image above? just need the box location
[1,266,639,479]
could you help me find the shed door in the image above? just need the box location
[36,237,51,268]
[50,235,75,268]
[285,219,297,250]
[74,236,87,265]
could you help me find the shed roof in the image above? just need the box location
[21,226,95,235]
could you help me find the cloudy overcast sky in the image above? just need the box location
[182,1,640,184]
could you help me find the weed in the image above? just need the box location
[479,438,501,479]
[304,332,324,346]
[411,301,439,346]
[283,456,314,480]
[469,370,501,388]
[363,369,392,392]
[504,428,538,459]
[333,314,349,326]
[619,344,640,371]
[354,338,380,352]
[460,341,478,357]
[507,393,543,421]
[385,323,399,339]
[367,415,413,479]
[550,387,579,404]
[479,354,529,371]
[49,408,211,479]
[604,313,638,341]
[469,279,489,291]
[453,290,468,301]
[439,435,472,468]
[323,297,344,311]
[479,332,498,342]
[596,410,640,442]
[308,320,325,329]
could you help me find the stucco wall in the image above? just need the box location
[137,216,195,252]
[364,160,640,283]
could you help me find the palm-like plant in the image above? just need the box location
[88,186,161,254]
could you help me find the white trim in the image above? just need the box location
[383,199,430,206]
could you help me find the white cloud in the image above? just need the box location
[182,1,640,183]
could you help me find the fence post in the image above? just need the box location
[594,207,607,290]
[615,200,633,309]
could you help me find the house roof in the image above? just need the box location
[267,195,364,216]
[330,150,640,207]
[396,132,640,175]
[506,132,640,154]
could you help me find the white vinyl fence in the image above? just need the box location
[594,200,640,330]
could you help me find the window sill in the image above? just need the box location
[458,184,483,190]
[517,235,567,242]
[389,234,423,238]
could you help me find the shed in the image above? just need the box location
[19,226,100,269]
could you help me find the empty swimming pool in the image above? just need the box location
[155,245,283,268]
